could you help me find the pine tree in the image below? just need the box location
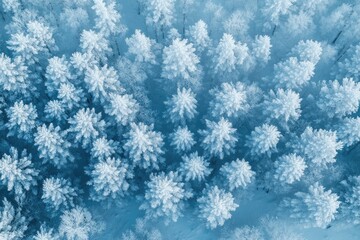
[209,82,249,119]
[261,0,295,29]
[341,176,360,225]
[263,88,301,123]
[0,198,28,240]
[285,183,340,228]
[104,93,139,126]
[251,35,272,64]
[220,159,255,190]
[144,0,176,27]
[90,137,117,161]
[140,171,192,223]
[84,64,122,103]
[294,127,343,166]
[273,154,307,185]
[0,54,31,99]
[317,78,360,118]
[274,57,314,89]
[80,30,111,62]
[125,29,156,64]
[123,123,164,170]
[68,108,106,148]
[212,33,249,74]
[290,40,322,65]
[33,225,60,240]
[199,118,237,159]
[179,152,211,182]
[6,101,38,141]
[198,185,238,229]
[187,20,211,53]
[59,206,98,240]
[57,83,85,111]
[165,88,197,124]
[161,38,201,88]
[0,147,39,203]
[92,0,126,37]
[170,126,195,153]
[338,44,360,79]
[337,117,360,147]
[246,124,281,157]
[87,157,132,201]
[45,56,73,96]
[42,177,77,211]
[34,123,73,168]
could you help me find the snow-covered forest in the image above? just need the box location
[1,0,360,239]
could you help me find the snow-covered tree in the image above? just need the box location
[220,159,255,190]
[165,88,197,124]
[68,108,106,148]
[179,152,211,182]
[341,176,360,225]
[0,147,38,202]
[198,185,238,229]
[317,78,360,118]
[170,126,195,153]
[161,38,201,88]
[212,33,249,74]
[0,54,31,98]
[60,7,90,32]
[199,118,237,159]
[291,40,322,65]
[92,0,126,36]
[42,177,77,211]
[87,157,132,201]
[125,29,156,64]
[7,20,56,63]
[273,57,315,89]
[273,154,307,185]
[140,171,192,222]
[223,10,253,39]
[2,0,21,14]
[209,82,249,119]
[59,206,97,240]
[123,123,164,170]
[294,127,343,166]
[90,137,117,161]
[262,0,295,29]
[338,44,360,79]
[70,52,96,74]
[27,20,56,52]
[33,225,59,240]
[0,198,27,240]
[187,20,211,53]
[84,64,122,102]
[7,32,39,64]
[80,30,111,62]
[337,117,360,147]
[284,12,314,37]
[263,89,301,123]
[221,225,264,240]
[104,93,139,126]
[45,56,73,96]
[285,183,340,228]
[34,124,73,168]
[144,0,176,27]
[6,101,38,141]
[246,124,281,157]
[57,83,85,110]
[251,35,272,64]
[44,100,66,122]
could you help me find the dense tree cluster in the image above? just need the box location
[1,0,360,238]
